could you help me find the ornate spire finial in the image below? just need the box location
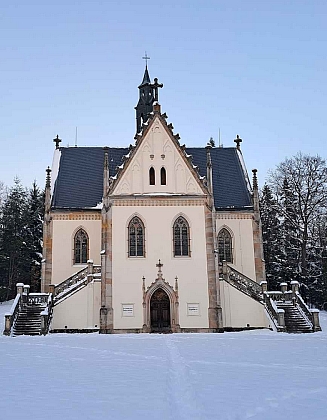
[53,134,62,150]
[142,51,150,68]
[156,259,163,278]
[175,276,179,292]
[252,169,258,189]
[103,146,109,169]
[46,166,51,188]
[234,134,242,150]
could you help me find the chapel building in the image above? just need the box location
[41,65,270,334]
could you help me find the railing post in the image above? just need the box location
[222,260,227,279]
[23,285,30,305]
[4,315,11,336]
[41,313,47,335]
[87,259,94,275]
[291,280,299,297]
[310,309,322,332]
[16,283,24,296]
[87,259,94,283]
[277,309,285,330]
[280,282,287,294]
[260,281,267,293]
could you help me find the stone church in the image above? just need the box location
[36,64,318,335]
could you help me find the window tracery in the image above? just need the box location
[173,217,190,257]
[218,228,233,263]
[128,216,145,257]
[74,229,89,264]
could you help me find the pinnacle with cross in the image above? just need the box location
[234,135,242,150]
[142,51,150,67]
[156,259,163,278]
[53,134,62,149]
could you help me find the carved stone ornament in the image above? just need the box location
[142,260,180,333]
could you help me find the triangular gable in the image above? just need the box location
[110,108,209,196]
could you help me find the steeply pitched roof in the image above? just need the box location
[139,66,151,86]
[51,146,252,210]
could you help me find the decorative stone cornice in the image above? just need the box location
[215,212,253,220]
[52,213,101,221]
[113,197,207,207]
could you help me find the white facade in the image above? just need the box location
[45,107,269,333]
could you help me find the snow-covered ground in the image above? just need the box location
[1,301,326,420]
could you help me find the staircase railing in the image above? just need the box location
[263,294,285,332]
[27,293,49,305]
[295,293,321,331]
[3,293,22,336]
[40,293,54,335]
[50,260,101,303]
[222,262,263,302]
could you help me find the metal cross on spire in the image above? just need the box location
[142,51,150,67]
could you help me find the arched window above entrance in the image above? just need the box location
[74,229,89,264]
[173,216,190,257]
[161,167,166,185]
[217,228,233,263]
[128,216,145,257]
[149,167,155,185]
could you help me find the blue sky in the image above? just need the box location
[1,0,326,189]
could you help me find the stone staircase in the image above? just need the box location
[3,261,101,336]
[12,303,46,336]
[221,262,321,333]
[276,301,313,333]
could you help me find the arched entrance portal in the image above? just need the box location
[150,288,171,332]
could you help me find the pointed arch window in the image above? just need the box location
[173,217,190,257]
[218,228,233,263]
[74,229,89,264]
[149,167,155,185]
[128,216,145,257]
[161,167,166,185]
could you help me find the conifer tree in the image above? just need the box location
[260,184,282,290]
[26,182,44,292]
[0,178,29,300]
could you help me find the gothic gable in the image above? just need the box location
[111,112,207,196]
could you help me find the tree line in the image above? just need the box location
[0,179,44,301]
[260,153,327,309]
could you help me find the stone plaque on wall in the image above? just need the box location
[187,303,200,316]
[122,304,134,317]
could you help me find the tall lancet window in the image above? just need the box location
[149,167,155,185]
[218,228,233,263]
[173,217,190,257]
[128,217,145,257]
[74,229,89,264]
[161,167,166,185]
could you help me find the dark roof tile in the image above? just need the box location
[52,146,252,210]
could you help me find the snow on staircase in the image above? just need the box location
[276,301,313,333]
[12,303,47,336]
[221,262,321,333]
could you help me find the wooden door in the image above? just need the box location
[150,288,171,332]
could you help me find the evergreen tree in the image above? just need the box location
[0,178,29,300]
[279,178,301,284]
[260,184,282,290]
[25,182,44,292]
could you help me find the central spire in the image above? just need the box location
[135,55,163,134]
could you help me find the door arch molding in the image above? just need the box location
[142,272,180,333]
